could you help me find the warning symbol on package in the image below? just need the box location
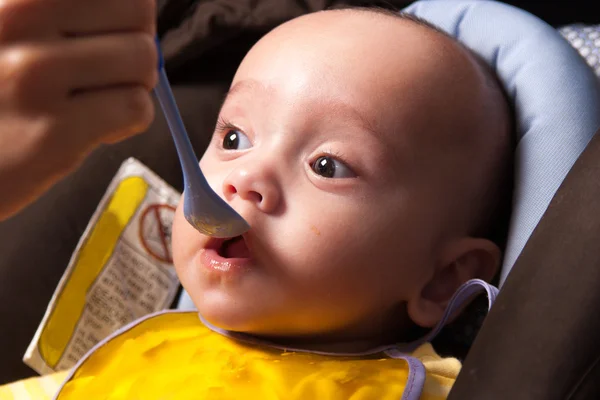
[139,204,176,263]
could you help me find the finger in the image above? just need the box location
[57,0,156,36]
[0,0,52,42]
[0,34,157,111]
[65,86,155,147]
[58,33,158,92]
[0,45,64,112]
[0,0,155,43]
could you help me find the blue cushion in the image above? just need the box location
[404,0,600,285]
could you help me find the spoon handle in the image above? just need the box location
[153,39,210,192]
[154,69,204,183]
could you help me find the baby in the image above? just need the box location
[1,6,512,400]
[174,7,511,347]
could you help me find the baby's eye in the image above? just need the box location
[222,130,252,150]
[311,156,355,178]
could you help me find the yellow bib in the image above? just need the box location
[54,312,460,400]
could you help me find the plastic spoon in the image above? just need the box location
[153,39,249,238]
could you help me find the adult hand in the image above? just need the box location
[0,0,158,220]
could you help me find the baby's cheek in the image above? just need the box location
[171,201,193,270]
[310,224,321,236]
[296,225,354,271]
[171,205,206,305]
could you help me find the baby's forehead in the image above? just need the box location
[231,9,495,145]
[242,12,463,85]
[239,9,475,90]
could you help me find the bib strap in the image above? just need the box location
[397,355,426,400]
[390,279,498,355]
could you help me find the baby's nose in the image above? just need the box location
[222,164,281,214]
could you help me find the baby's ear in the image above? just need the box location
[407,237,500,328]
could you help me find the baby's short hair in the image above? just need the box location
[330,5,449,35]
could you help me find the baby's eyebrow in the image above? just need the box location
[322,100,381,139]
[218,79,381,139]
[219,79,264,109]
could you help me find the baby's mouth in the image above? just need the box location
[215,235,251,259]
[200,235,254,275]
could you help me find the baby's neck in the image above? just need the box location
[250,316,423,354]
[201,305,422,354]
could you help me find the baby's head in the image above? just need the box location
[172,8,512,350]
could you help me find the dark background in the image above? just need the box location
[505,0,598,26]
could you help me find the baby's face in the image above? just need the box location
[172,11,500,345]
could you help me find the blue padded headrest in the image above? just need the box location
[404,0,600,285]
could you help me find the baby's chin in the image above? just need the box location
[193,288,274,334]
[195,294,315,338]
